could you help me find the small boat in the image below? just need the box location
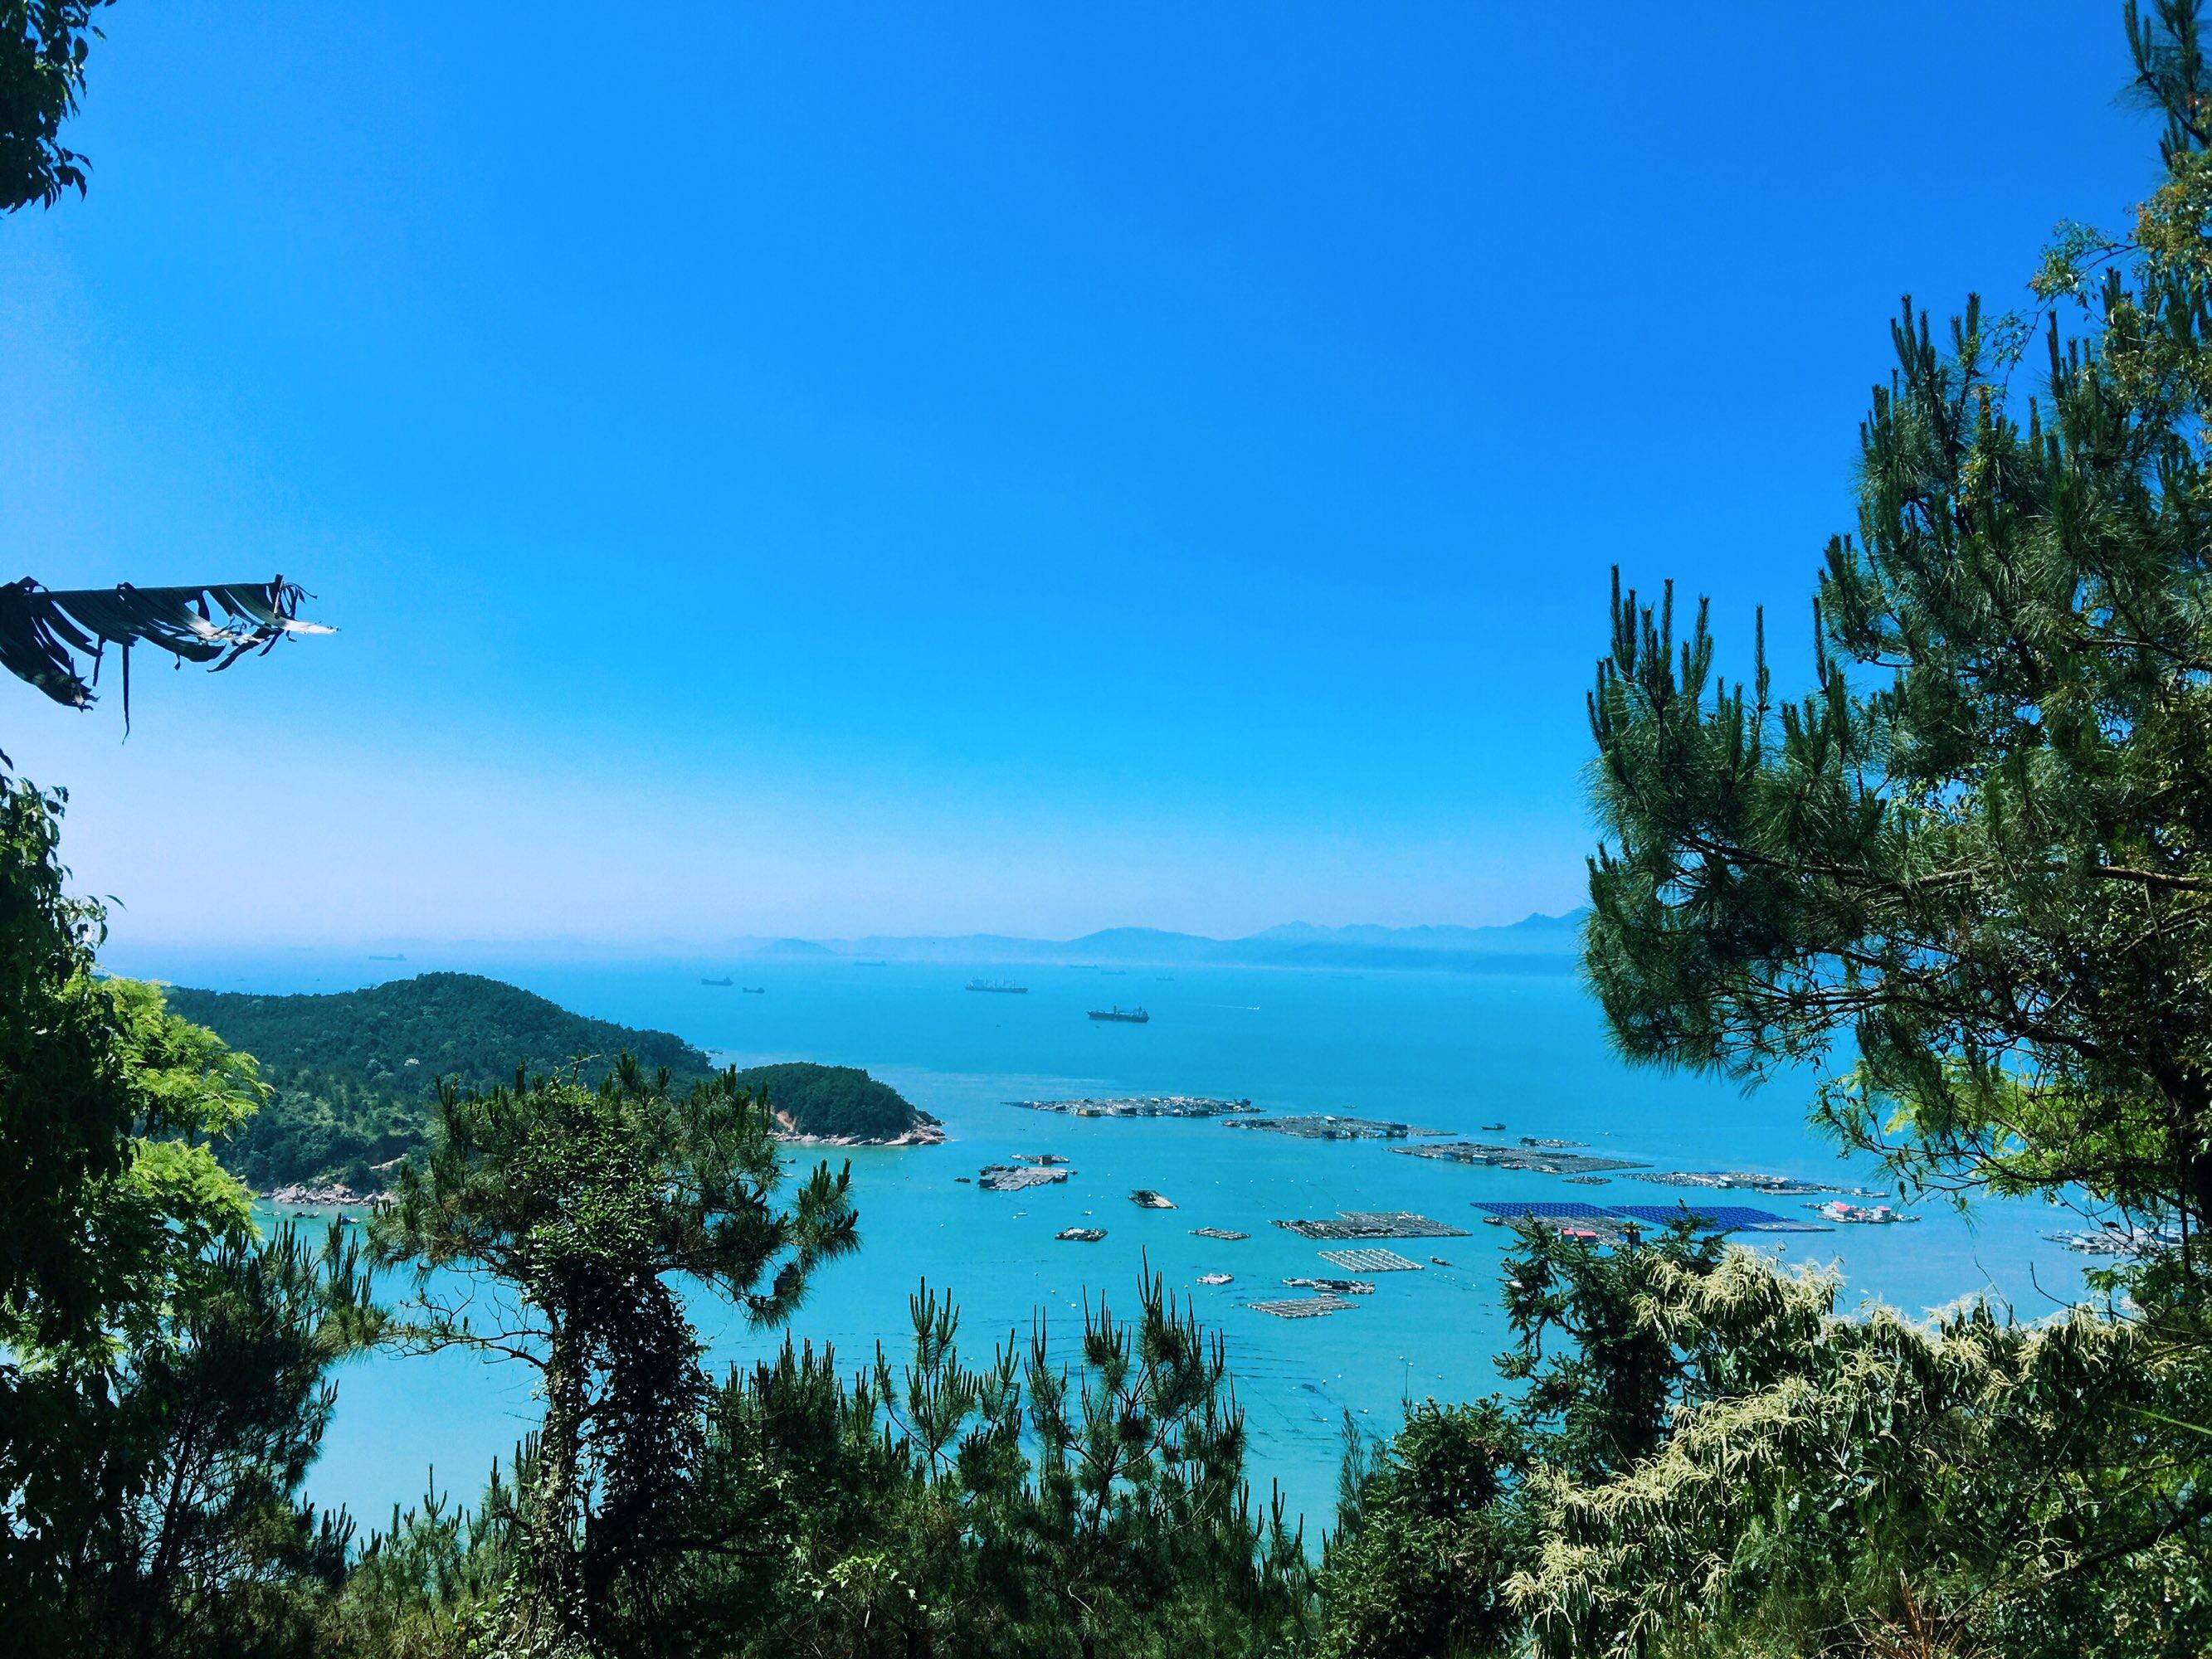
[1129,1189,1177,1209]
[699,976,733,987]
[1429,1256,1451,1267]
[1197,1272,1232,1287]
[1088,1006,1150,1024]
[741,985,766,994]
[967,979,1029,994]
[1055,1227,1107,1243]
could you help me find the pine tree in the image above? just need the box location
[1586,0,2212,1275]
[368,1060,860,1654]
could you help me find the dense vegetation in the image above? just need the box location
[736,1058,927,1142]
[163,975,923,1185]
[11,3,2212,1656]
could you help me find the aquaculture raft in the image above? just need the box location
[1318,1247,1424,1272]
[1394,1141,1648,1176]
[1471,1200,1830,1236]
[1250,1296,1356,1319]
[1225,1115,1450,1141]
[977,1164,1071,1192]
[1274,1210,1471,1241]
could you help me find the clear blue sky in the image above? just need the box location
[0,2,2158,949]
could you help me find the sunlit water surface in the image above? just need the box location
[122,946,2093,1537]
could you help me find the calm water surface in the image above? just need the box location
[135,946,2091,1536]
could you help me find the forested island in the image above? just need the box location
[163,972,935,1190]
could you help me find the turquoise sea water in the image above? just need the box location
[139,946,2092,1538]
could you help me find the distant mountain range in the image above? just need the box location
[743,911,1586,974]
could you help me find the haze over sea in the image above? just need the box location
[113,937,2093,1535]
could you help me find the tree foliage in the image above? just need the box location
[368,1060,861,1653]
[0,579,332,721]
[0,774,382,1654]
[70,1221,382,1659]
[0,0,112,212]
[165,975,927,1188]
[1586,0,2212,1258]
[1540,2,2212,1652]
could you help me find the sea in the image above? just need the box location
[114,945,2096,1540]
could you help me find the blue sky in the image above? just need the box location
[0,2,2157,947]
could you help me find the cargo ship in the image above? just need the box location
[700,976,733,986]
[967,979,1029,994]
[1088,1005,1150,1024]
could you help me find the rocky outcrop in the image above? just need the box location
[772,1107,947,1147]
[264,1180,387,1208]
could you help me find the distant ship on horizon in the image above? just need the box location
[700,976,733,987]
[1088,1005,1150,1024]
[967,979,1029,994]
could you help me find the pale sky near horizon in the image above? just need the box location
[0,2,2161,950]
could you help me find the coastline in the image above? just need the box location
[771,1107,948,1148]
[256,1109,948,1208]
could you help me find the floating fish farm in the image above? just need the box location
[1274,1210,1472,1241]
[1250,1296,1357,1319]
[1471,1200,1831,1235]
[1394,1142,1649,1176]
[1318,1248,1425,1272]
[1007,1095,1256,1118]
[976,1164,1071,1192]
[1225,1115,1451,1141]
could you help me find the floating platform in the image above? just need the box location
[1284,1276,1376,1295]
[1471,1199,1831,1236]
[1318,1247,1425,1272]
[1250,1296,1356,1318]
[1395,1142,1648,1176]
[977,1164,1071,1192]
[1274,1210,1472,1242]
[1190,1227,1249,1241]
[1225,1115,1450,1141]
[1636,1170,1839,1196]
[1804,1200,1919,1227]
[1008,1096,1256,1119]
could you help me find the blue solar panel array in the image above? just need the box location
[1473,1200,1793,1233]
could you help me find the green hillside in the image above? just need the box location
[163,972,923,1187]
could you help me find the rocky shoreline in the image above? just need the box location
[263,1180,388,1209]
[771,1108,947,1148]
